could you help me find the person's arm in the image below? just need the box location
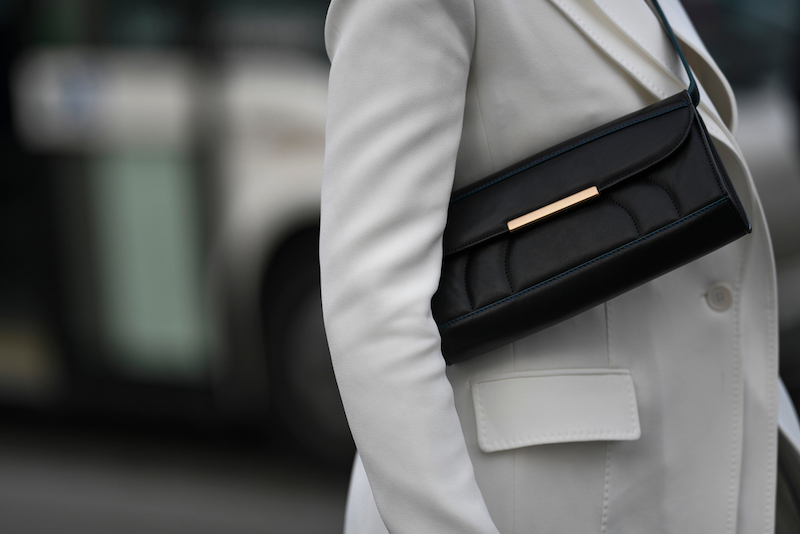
[320,1,501,533]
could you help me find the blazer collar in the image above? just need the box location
[547,0,736,141]
[547,0,753,215]
[654,0,738,132]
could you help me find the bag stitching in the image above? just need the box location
[439,198,730,328]
[646,177,681,216]
[606,197,641,236]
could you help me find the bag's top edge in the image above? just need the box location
[442,92,694,256]
[450,91,691,205]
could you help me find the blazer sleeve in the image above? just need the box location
[320,1,501,533]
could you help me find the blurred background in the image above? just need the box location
[0,0,798,532]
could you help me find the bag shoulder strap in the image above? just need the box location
[649,0,700,106]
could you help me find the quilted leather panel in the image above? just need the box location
[507,200,639,295]
[466,239,514,312]
[436,201,746,363]
[605,179,678,233]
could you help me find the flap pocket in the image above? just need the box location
[472,369,640,453]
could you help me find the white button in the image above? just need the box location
[706,284,733,312]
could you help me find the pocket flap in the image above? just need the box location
[472,369,640,453]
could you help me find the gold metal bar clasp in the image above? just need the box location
[507,186,600,232]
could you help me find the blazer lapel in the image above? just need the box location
[547,0,731,141]
[656,0,738,132]
[547,0,754,216]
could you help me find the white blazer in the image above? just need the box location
[320,0,780,533]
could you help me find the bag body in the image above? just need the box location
[433,90,751,363]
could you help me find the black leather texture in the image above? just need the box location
[433,91,751,364]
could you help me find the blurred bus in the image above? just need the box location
[0,0,798,465]
[2,0,351,462]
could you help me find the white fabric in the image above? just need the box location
[343,455,390,534]
[473,369,640,452]
[321,0,783,532]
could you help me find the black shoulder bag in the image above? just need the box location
[432,0,751,364]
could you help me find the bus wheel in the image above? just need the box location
[263,229,354,464]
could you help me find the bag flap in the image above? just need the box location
[444,91,694,256]
[472,369,641,453]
